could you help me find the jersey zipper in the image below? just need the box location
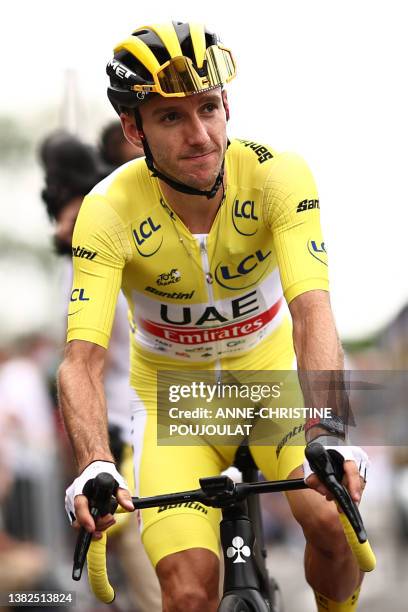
[198,236,222,381]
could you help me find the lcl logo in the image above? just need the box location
[132,216,163,257]
[215,249,272,290]
[307,239,328,266]
[232,199,258,236]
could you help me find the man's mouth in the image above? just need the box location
[181,150,216,161]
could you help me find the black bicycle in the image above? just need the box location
[72,443,376,611]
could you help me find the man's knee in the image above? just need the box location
[157,548,219,612]
[287,483,351,560]
[165,584,214,612]
[300,501,350,558]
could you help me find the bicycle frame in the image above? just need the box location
[220,502,273,611]
[199,473,307,611]
[221,445,280,609]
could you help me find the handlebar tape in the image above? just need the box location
[305,443,376,572]
[87,531,115,603]
[339,512,376,572]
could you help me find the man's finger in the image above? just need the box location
[74,494,95,532]
[343,460,362,503]
[116,487,135,512]
[95,515,116,531]
[306,474,331,498]
[73,507,116,533]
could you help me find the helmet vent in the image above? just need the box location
[115,49,153,83]
[134,28,171,64]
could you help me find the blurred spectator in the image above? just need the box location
[99,120,143,172]
[0,336,56,485]
[40,131,104,255]
[0,338,58,598]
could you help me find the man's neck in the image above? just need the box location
[159,178,225,234]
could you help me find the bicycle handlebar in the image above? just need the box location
[71,473,117,603]
[73,443,376,603]
[305,443,376,572]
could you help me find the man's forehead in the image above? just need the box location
[148,89,223,114]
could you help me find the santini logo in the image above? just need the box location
[72,246,97,260]
[296,199,320,213]
[157,502,208,514]
[237,140,273,164]
[145,286,194,300]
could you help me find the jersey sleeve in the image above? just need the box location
[262,152,329,304]
[66,194,130,349]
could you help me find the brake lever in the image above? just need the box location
[72,472,118,581]
[305,443,368,543]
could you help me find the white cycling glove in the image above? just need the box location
[303,443,370,484]
[65,460,129,524]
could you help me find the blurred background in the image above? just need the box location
[0,0,407,610]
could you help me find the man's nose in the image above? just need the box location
[184,113,211,147]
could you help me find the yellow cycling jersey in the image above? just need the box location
[67,138,329,376]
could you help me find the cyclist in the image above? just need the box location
[60,22,369,612]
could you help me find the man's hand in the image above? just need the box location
[303,445,369,505]
[74,487,134,539]
[65,460,134,538]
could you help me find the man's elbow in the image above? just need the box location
[289,291,343,363]
[57,341,105,391]
[57,349,77,397]
[292,317,311,363]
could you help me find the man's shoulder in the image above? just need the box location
[229,139,308,169]
[82,157,152,220]
[228,139,313,188]
[91,157,148,197]
[229,138,278,166]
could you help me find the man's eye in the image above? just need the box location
[162,112,179,122]
[204,103,217,112]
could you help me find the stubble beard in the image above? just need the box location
[154,145,224,191]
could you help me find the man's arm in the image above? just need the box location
[58,339,112,471]
[290,289,347,433]
[289,289,343,371]
[58,339,133,532]
[289,289,364,502]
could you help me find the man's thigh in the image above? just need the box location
[250,443,305,482]
[132,398,235,567]
[246,366,305,480]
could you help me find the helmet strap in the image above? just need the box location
[134,109,226,200]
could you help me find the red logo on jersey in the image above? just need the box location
[140,298,282,345]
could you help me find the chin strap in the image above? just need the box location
[134,109,227,199]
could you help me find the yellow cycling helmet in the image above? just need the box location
[107,21,236,112]
[106,21,235,199]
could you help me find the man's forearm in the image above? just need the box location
[58,359,113,472]
[292,295,349,441]
[294,302,343,370]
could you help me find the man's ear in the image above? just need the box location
[222,90,230,122]
[119,112,143,147]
